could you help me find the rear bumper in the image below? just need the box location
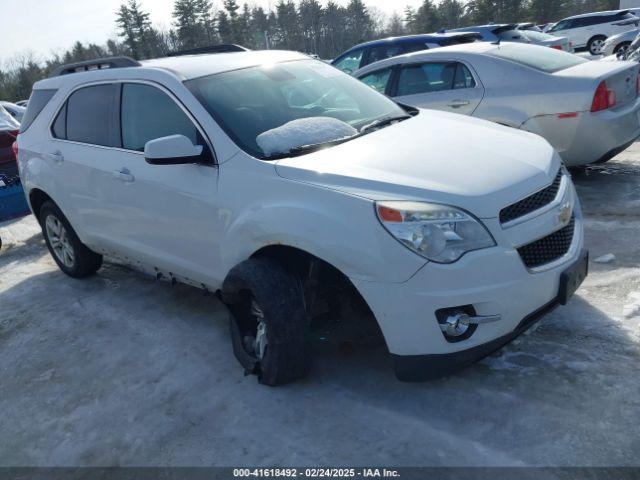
[521,98,640,166]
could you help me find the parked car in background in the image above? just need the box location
[602,28,640,57]
[601,22,640,57]
[445,23,572,51]
[516,22,543,32]
[0,105,20,176]
[17,51,587,385]
[354,42,640,166]
[544,9,639,54]
[0,101,26,122]
[331,32,481,74]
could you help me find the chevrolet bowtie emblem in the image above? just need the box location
[557,202,572,225]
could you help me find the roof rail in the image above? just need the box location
[166,44,250,57]
[49,56,141,78]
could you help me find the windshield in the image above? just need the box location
[186,59,407,159]
[487,43,587,73]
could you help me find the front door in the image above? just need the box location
[392,61,484,116]
[106,82,222,287]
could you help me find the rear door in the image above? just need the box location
[48,83,123,246]
[391,61,484,115]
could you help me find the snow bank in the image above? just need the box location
[256,117,357,156]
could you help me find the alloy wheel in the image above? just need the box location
[45,215,75,268]
[591,39,605,55]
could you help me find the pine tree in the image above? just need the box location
[218,10,233,43]
[344,0,374,46]
[412,0,440,34]
[173,0,205,49]
[437,0,467,29]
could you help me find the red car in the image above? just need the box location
[0,105,20,177]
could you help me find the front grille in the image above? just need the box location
[517,216,575,269]
[500,171,563,224]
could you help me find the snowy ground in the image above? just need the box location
[1,146,639,468]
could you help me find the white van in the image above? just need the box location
[545,9,639,54]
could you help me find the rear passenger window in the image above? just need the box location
[396,62,457,96]
[403,41,429,54]
[65,84,119,147]
[365,45,403,66]
[121,83,199,152]
[453,64,476,89]
[52,103,66,139]
[359,68,393,94]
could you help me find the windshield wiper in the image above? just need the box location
[359,114,412,134]
[263,136,357,160]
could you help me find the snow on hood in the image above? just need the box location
[256,117,357,156]
[275,110,560,219]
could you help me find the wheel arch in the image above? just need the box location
[28,188,56,221]
[224,243,377,325]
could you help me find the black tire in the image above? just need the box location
[587,35,607,55]
[39,201,103,278]
[614,41,631,57]
[222,257,310,386]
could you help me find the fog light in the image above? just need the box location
[440,312,471,337]
[435,306,501,343]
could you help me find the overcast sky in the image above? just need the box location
[2,0,422,63]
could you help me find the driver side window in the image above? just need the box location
[121,83,201,153]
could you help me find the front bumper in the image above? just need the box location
[351,176,586,380]
[392,249,588,381]
[521,97,640,166]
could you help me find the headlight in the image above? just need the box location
[375,201,495,263]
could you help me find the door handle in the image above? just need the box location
[112,169,135,183]
[48,151,64,164]
[448,100,470,108]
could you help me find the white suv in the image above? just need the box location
[545,9,639,54]
[16,51,588,385]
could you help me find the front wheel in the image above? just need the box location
[588,36,607,55]
[222,257,311,386]
[614,41,631,57]
[39,201,103,278]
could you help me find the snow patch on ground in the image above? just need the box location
[623,291,640,319]
[594,253,616,264]
[256,117,357,156]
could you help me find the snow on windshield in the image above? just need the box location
[256,117,357,156]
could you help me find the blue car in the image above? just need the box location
[331,32,482,74]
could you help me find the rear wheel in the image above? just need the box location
[222,257,311,386]
[588,35,607,55]
[39,201,103,278]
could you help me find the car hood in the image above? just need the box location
[275,110,559,219]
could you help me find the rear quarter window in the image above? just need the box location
[19,89,57,133]
[487,43,588,73]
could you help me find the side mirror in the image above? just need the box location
[144,134,204,165]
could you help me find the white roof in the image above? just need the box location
[140,50,309,80]
[564,9,631,20]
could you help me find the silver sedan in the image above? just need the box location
[601,28,639,57]
[354,42,640,166]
